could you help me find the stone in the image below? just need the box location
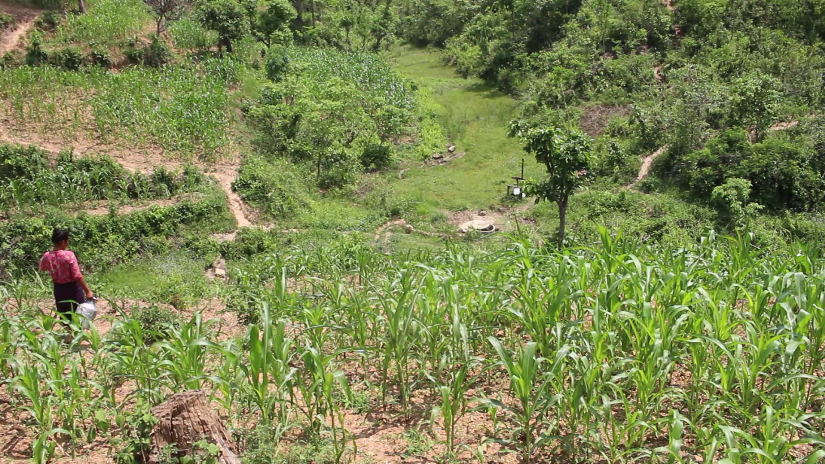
[447,144,456,153]
[432,153,444,160]
[214,268,226,277]
[478,210,487,216]
[459,219,496,233]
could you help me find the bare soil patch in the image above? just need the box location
[0,1,40,56]
[579,105,631,138]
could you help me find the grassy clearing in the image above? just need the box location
[385,46,544,213]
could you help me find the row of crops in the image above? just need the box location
[1,230,824,463]
[0,62,236,159]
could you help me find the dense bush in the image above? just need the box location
[0,190,233,273]
[672,130,825,211]
[232,155,309,219]
[248,47,419,188]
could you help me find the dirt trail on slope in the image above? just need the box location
[0,3,39,55]
[211,168,251,228]
[627,145,668,189]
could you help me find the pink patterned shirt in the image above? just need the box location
[39,250,83,284]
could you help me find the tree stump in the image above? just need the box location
[149,390,241,464]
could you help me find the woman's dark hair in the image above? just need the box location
[51,228,70,244]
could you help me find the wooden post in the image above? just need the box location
[149,390,241,464]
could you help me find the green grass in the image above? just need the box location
[385,46,544,213]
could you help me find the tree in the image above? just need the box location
[711,178,763,229]
[145,0,191,34]
[195,0,250,52]
[510,122,593,249]
[729,73,780,142]
[251,0,297,47]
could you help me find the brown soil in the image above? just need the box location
[770,120,799,131]
[0,1,39,56]
[628,145,668,188]
[579,105,631,138]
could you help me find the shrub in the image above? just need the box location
[88,47,112,67]
[0,12,14,31]
[128,305,181,345]
[25,32,49,66]
[50,46,84,71]
[34,11,62,31]
[232,156,309,219]
[360,144,393,172]
[142,35,173,67]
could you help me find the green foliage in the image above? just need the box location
[34,11,63,32]
[0,65,232,158]
[169,17,216,50]
[123,35,172,68]
[127,305,183,344]
[25,32,49,66]
[0,12,14,30]
[49,46,84,70]
[250,0,296,47]
[510,122,594,248]
[673,130,825,211]
[52,0,153,45]
[194,0,250,52]
[711,178,763,228]
[113,400,158,464]
[249,47,418,188]
[0,143,210,212]
[232,155,309,219]
[729,72,780,141]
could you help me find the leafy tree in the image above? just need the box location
[251,0,297,47]
[194,0,250,52]
[729,73,780,142]
[711,178,763,228]
[145,0,192,34]
[510,122,594,249]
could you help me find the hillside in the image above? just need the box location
[1,0,825,463]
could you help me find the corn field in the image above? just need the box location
[1,229,824,463]
[0,64,232,159]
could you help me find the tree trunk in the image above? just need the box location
[149,390,241,464]
[77,0,86,13]
[310,0,316,26]
[557,199,567,250]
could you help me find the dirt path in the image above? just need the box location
[0,2,39,55]
[628,145,668,189]
[211,168,251,228]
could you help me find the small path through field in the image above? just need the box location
[0,2,39,55]
[628,145,668,189]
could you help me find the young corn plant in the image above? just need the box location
[484,338,570,464]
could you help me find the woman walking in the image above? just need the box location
[39,228,93,340]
